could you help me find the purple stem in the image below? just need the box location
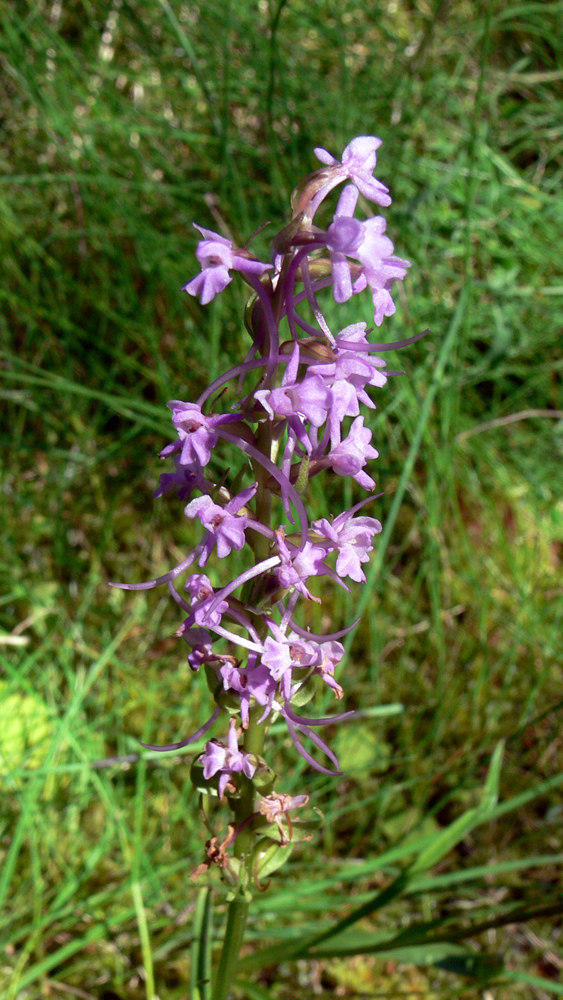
[336,492,385,519]
[140,705,221,752]
[279,590,300,634]
[168,579,192,612]
[197,353,323,409]
[245,273,281,387]
[285,716,342,776]
[286,276,333,311]
[283,701,358,728]
[246,518,276,541]
[204,554,281,618]
[226,606,263,644]
[211,622,263,653]
[307,174,344,220]
[301,255,335,345]
[109,542,204,591]
[283,243,324,342]
[286,615,361,642]
[298,723,343,770]
[218,429,309,545]
[336,329,429,353]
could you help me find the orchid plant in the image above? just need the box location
[112,136,422,998]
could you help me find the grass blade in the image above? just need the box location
[191,887,213,1000]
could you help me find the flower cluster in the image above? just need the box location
[112,136,419,801]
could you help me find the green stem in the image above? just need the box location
[213,322,275,997]
[212,718,266,1000]
[212,896,249,1000]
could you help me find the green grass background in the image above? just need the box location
[1,0,562,997]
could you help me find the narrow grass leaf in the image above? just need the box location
[191,887,213,1000]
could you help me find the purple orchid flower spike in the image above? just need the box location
[115,135,420,920]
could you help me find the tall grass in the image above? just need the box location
[1,0,562,996]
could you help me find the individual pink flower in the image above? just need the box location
[184,574,229,627]
[153,454,211,501]
[327,416,379,490]
[256,342,332,434]
[220,661,277,727]
[322,202,410,324]
[183,225,272,304]
[352,218,411,326]
[313,506,382,583]
[161,401,241,468]
[185,483,257,565]
[200,719,257,798]
[314,136,392,206]
[260,627,320,700]
[273,531,327,602]
[313,640,345,698]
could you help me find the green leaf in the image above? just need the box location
[240,742,506,970]
[501,970,563,996]
[314,935,500,976]
[253,840,294,881]
[408,740,504,877]
[289,676,317,708]
[409,852,563,894]
[233,981,273,1000]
